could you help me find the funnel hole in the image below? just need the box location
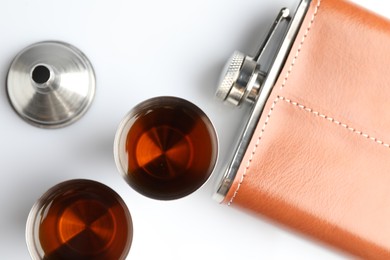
[32,65,51,84]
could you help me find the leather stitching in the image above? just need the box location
[228,97,279,206]
[279,96,390,148]
[280,0,321,90]
[228,0,321,206]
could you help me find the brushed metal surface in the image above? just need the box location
[6,41,95,128]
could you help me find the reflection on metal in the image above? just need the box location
[7,41,96,128]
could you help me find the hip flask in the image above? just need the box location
[215,0,390,258]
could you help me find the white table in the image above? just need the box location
[0,0,385,259]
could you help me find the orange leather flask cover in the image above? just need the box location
[224,0,390,258]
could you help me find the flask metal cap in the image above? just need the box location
[216,8,290,107]
[7,41,96,128]
[216,51,264,106]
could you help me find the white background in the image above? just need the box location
[0,0,387,259]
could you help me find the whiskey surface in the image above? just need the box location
[119,97,217,200]
[27,180,132,260]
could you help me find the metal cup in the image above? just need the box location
[114,96,218,200]
[26,179,133,260]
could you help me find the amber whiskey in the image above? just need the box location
[115,97,218,200]
[26,179,132,260]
